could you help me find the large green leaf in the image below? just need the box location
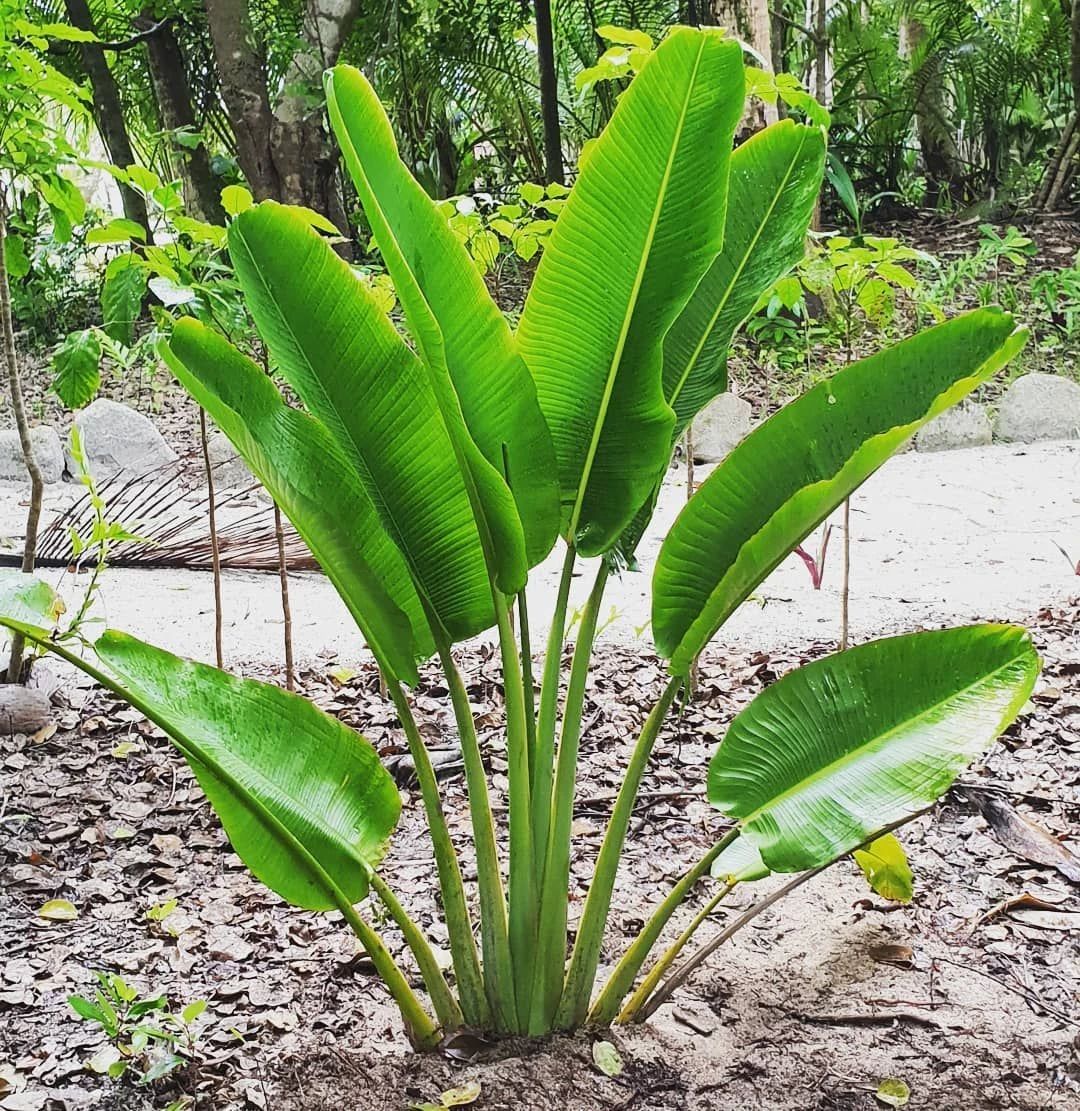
[50,329,101,409]
[516,27,744,556]
[614,120,825,564]
[326,66,560,570]
[162,320,430,683]
[0,584,401,912]
[708,625,1039,872]
[663,120,826,433]
[653,309,1028,673]
[228,202,494,642]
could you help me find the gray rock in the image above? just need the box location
[915,401,992,452]
[995,373,1080,443]
[691,393,752,463]
[206,430,257,491]
[0,426,65,484]
[69,399,177,481]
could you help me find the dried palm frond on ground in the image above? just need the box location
[25,457,317,573]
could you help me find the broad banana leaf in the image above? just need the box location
[709,625,1039,872]
[162,320,431,682]
[0,578,400,911]
[517,27,745,555]
[326,66,560,570]
[653,309,1028,673]
[228,202,494,641]
[614,119,826,564]
[663,119,826,433]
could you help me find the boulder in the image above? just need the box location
[0,426,65,484]
[691,393,752,463]
[995,373,1080,443]
[70,399,177,481]
[915,401,992,452]
[206,430,257,491]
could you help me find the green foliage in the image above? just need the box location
[50,328,101,408]
[68,971,207,1084]
[0,31,1037,1048]
[707,626,1038,871]
[653,310,1026,674]
[854,834,915,903]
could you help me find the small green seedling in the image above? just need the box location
[68,972,207,1084]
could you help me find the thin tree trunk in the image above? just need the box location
[198,409,224,669]
[138,13,226,223]
[684,423,699,697]
[535,0,564,184]
[1,198,44,683]
[839,497,851,650]
[62,0,152,240]
[899,16,965,204]
[1073,0,1080,112]
[1038,114,1079,210]
[814,0,828,105]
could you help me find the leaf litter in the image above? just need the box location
[1,601,1077,1109]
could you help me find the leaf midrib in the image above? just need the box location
[568,35,708,540]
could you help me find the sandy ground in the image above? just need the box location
[2,439,1077,666]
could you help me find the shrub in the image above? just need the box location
[0,28,1037,1047]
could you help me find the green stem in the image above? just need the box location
[369,871,464,1032]
[588,829,738,1026]
[495,590,537,1030]
[636,864,826,1022]
[555,674,682,1030]
[616,880,733,1025]
[529,559,609,1032]
[386,681,489,1029]
[4,627,440,1048]
[518,587,537,780]
[531,543,576,881]
[435,633,516,1031]
[633,805,936,1023]
[336,892,442,1047]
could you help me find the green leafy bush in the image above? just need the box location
[0,28,1037,1047]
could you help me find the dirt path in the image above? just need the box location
[2,440,1074,668]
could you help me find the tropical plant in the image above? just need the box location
[0,28,1039,1047]
[68,970,208,1084]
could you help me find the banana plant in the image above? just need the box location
[0,27,1040,1045]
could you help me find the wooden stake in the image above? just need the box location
[198,408,224,668]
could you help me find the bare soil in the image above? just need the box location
[2,602,1078,1110]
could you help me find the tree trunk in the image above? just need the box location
[712,1,778,128]
[138,13,226,223]
[434,123,459,198]
[899,17,965,204]
[203,0,359,220]
[535,0,564,185]
[813,0,829,107]
[1,197,44,683]
[62,0,152,240]
[202,0,280,201]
